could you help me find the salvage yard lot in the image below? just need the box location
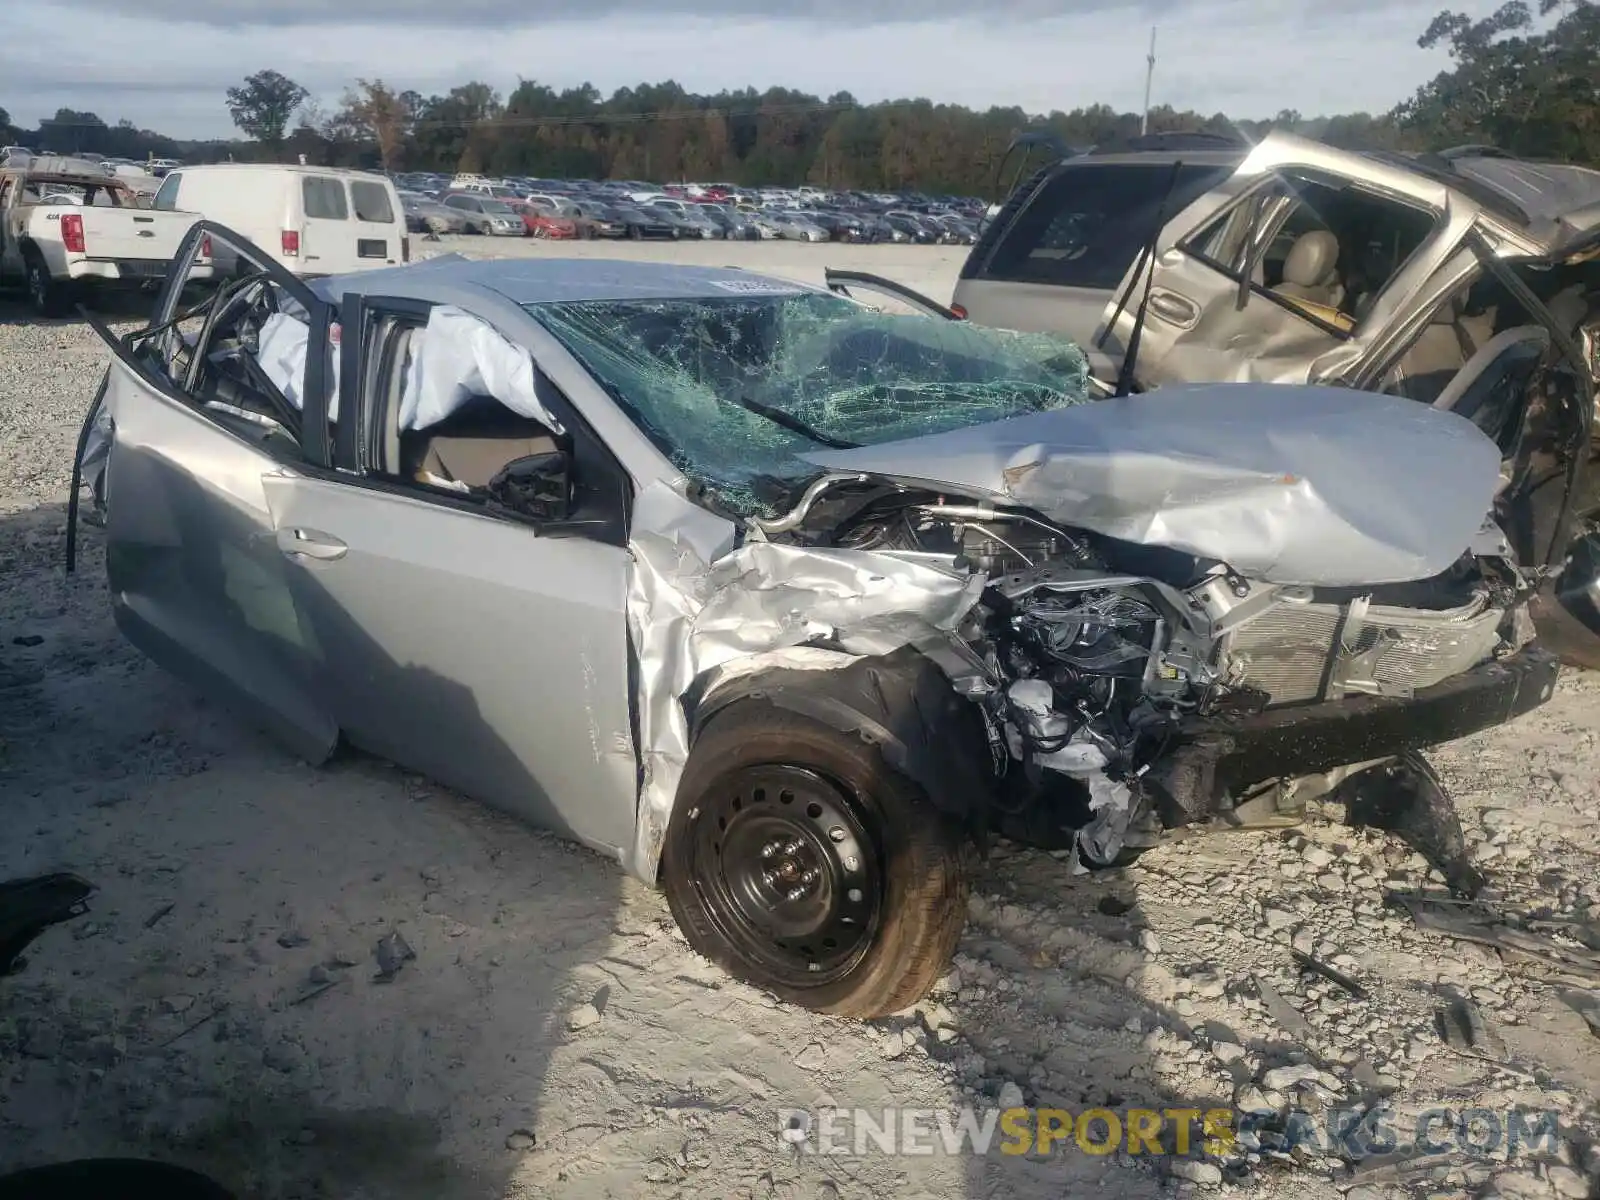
[4,239,1600,1200]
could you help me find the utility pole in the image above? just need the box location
[1141,25,1157,136]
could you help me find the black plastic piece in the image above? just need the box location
[1337,751,1483,896]
[0,873,94,975]
[0,1159,234,1200]
[1143,647,1560,825]
[64,369,109,574]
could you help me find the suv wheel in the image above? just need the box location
[24,250,70,318]
[662,703,970,1018]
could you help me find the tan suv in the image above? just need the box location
[825,131,1600,665]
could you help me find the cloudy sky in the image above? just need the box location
[5,0,1500,140]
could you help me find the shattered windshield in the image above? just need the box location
[527,290,1092,516]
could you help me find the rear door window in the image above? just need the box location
[350,181,395,223]
[1181,171,1438,325]
[978,162,1234,289]
[303,176,349,220]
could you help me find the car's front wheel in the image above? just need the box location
[662,702,970,1018]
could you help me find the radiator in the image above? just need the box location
[1221,592,1506,706]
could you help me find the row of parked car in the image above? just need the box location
[396,173,986,244]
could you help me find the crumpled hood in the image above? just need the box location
[803,382,1505,588]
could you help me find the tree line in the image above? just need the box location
[5,2,1595,194]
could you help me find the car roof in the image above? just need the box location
[1431,154,1600,227]
[1050,133,1600,234]
[319,257,823,306]
[175,163,392,181]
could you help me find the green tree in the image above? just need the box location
[1394,1,1600,160]
[338,79,411,169]
[226,69,310,153]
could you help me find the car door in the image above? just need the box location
[298,174,352,274]
[1106,134,1479,388]
[444,194,482,230]
[260,294,640,858]
[0,176,18,281]
[82,222,339,764]
[345,178,404,268]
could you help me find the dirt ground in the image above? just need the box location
[3,239,1600,1200]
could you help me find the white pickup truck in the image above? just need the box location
[0,165,212,316]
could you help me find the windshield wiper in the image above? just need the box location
[732,394,861,450]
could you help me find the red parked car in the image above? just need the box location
[508,201,578,239]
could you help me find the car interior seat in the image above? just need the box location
[1430,324,1550,439]
[1395,292,1480,404]
[1272,231,1346,311]
[401,394,559,490]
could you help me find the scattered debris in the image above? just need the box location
[290,961,350,1007]
[566,1003,602,1032]
[275,931,310,949]
[505,1129,536,1151]
[1337,752,1484,896]
[156,1003,227,1049]
[792,1042,826,1070]
[1292,949,1368,999]
[1259,1063,1325,1092]
[142,902,175,929]
[372,930,416,983]
[1168,1158,1223,1186]
[11,634,43,647]
[1342,1148,1464,1186]
[0,873,94,975]
[1559,990,1600,1039]
[1253,973,1313,1040]
[1436,989,1508,1059]
[1391,891,1600,983]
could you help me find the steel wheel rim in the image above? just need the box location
[691,764,882,988]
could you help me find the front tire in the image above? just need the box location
[662,703,970,1018]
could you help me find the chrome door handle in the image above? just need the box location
[276,527,347,560]
[1147,289,1200,329]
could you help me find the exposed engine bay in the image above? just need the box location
[766,479,1541,871]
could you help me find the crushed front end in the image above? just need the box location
[740,473,1555,881]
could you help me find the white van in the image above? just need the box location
[150,164,408,278]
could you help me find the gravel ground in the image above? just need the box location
[2,241,1600,1200]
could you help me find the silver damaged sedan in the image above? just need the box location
[71,223,1561,1016]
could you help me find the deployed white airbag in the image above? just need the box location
[254,304,563,435]
[399,305,564,435]
[257,311,340,417]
